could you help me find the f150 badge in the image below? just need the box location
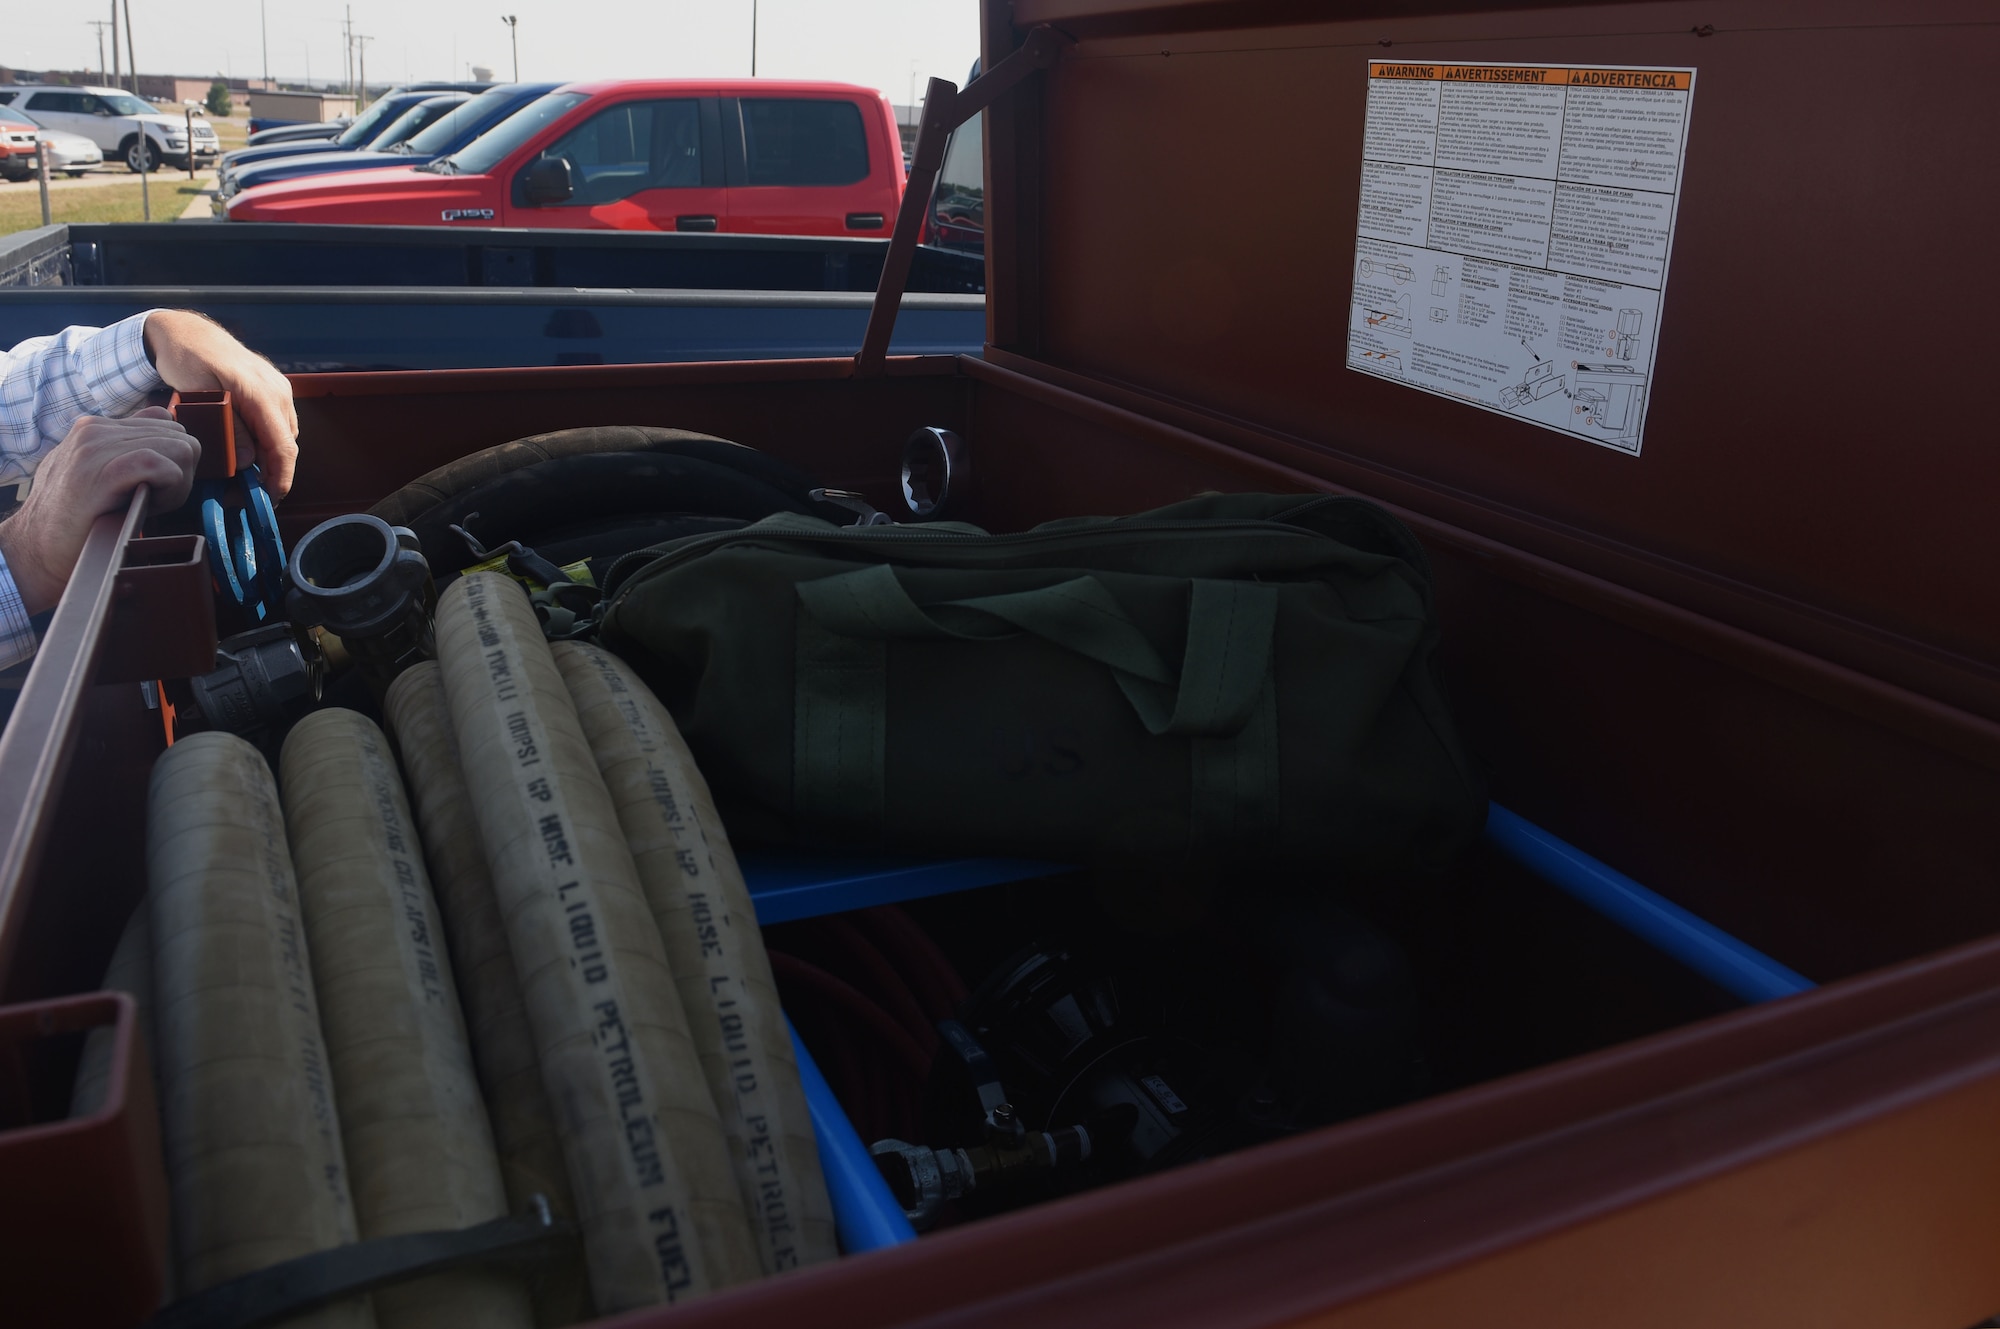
[441,208,495,221]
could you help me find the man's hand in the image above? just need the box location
[0,408,198,614]
[143,310,298,497]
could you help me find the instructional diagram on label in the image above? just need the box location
[1346,61,1695,456]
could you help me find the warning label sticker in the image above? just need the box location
[1346,62,1696,456]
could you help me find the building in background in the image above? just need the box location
[0,68,277,104]
[246,89,357,126]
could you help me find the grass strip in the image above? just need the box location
[0,179,211,236]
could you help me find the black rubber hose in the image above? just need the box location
[368,428,845,579]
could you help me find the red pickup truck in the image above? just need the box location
[226,79,903,235]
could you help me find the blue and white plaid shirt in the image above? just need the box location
[0,313,162,672]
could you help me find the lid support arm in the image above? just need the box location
[856,25,1066,377]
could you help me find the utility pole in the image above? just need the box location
[110,0,121,91]
[355,34,373,103]
[343,6,354,98]
[124,0,138,97]
[501,16,518,82]
[87,21,111,83]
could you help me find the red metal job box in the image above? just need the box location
[3,1,1999,1325]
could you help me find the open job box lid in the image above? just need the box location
[978,0,2000,723]
[855,2,2000,1318]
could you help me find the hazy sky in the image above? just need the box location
[7,1,982,105]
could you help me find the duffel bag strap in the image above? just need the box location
[793,565,1280,845]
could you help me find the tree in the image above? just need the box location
[205,79,232,117]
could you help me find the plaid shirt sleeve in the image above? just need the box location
[0,546,39,674]
[0,312,165,671]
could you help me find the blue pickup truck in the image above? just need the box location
[220,84,563,202]
[0,220,985,371]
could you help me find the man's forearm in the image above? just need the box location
[0,314,164,486]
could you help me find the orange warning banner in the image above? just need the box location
[1368,62,1690,91]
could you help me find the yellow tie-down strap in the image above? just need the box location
[458,554,596,590]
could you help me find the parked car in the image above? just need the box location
[243,118,351,146]
[1,108,105,176]
[0,85,216,172]
[227,80,905,237]
[0,112,37,181]
[352,92,471,155]
[221,83,562,200]
[219,87,489,190]
[245,81,492,142]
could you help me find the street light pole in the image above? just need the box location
[751,0,758,77]
[261,0,269,86]
[501,16,519,82]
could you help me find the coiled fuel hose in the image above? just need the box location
[554,642,836,1273]
[69,900,155,1119]
[146,732,375,1328]
[281,708,533,1329]
[436,571,759,1310]
[382,661,590,1329]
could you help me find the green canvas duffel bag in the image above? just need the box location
[597,493,1486,870]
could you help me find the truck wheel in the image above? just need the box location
[121,136,157,173]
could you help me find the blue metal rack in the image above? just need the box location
[741,852,1066,925]
[1483,804,1814,1004]
[789,1021,919,1255]
[754,804,1815,1254]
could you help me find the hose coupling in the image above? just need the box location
[870,1113,1092,1230]
[284,514,436,693]
[187,623,323,736]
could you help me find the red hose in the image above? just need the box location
[858,905,969,1016]
[769,951,934,1085]
[809,916,940,1056]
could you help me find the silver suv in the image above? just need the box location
[0,85,218,172]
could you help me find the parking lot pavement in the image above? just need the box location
[0,167,217,195]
